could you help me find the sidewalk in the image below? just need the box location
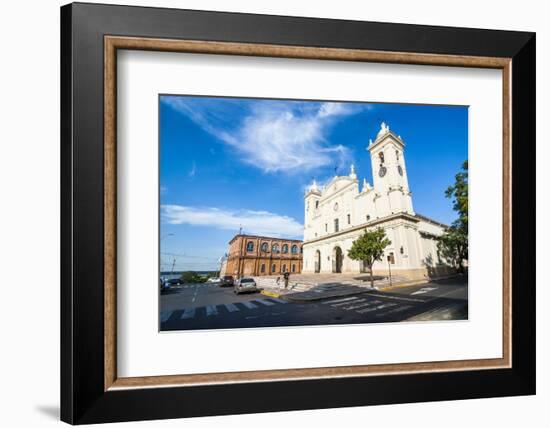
[280,283,373,302]
[262,279,436,302]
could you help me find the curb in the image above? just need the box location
[375,274,462,292]
[261,289,284,299]
[284,288,371,303]
[375,279,429,291]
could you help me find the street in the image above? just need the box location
[160,277,467,331]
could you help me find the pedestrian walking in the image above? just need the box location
[283,271,290,289]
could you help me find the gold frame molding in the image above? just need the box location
[104,36,512,391]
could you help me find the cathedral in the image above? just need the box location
[302,122,453,280]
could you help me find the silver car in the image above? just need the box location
[233,277,258,294]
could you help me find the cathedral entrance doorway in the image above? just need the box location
[314,250,321,273]
[332,246,343,273]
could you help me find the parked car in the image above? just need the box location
[221,275,234,287]
[207,277,222,284]
[167,278,182,287]
[233,277,258,294]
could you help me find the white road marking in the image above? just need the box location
[267,297,288,304]
[357,302,397,314]
[411,287,438,295]
[241,301,258,309]
[256,299,275,306]
[342,300,381,311]
[339,299,366,309]
[206,305,218,316]
[180,308,195,319]
[224,303,239,312]
[331,298,365,307]
[366,293,425,303]
[160,311,172,322]
[322,296,358,305]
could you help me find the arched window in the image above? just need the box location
[379,151,385,164]
[291,264,296,273]
[272,243,280,253]
[261,242,268,252]
[291,245,298,254]
[282,264,287,272]
[260,264,265,273]
[271,264,276,273]
[246,241,254,252]
[282,244,288,253]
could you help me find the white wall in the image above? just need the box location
[0,0,547,427]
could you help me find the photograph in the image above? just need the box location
[53,1,536,424]
[158,95,469,331]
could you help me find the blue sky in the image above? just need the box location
[159,95,468,272]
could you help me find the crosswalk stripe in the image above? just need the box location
[366,293,425,303]
[180,308,195,319]
[341,300,377,310]
[322,296,358,305]
[241,301,257,309]
[206,305,218,316]
[224,303,239,312]
[357,302,398,314]
[267,297,288,304]
[332,298,366,307]
[160,311,172,322]
[256,299,275,306]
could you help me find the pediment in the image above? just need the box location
[321,175,357,198]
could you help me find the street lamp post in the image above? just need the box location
[387,255,393,287]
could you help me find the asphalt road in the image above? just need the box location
[160,277,468,331]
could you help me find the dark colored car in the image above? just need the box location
[167,278,182,287]
[221,275,234,287]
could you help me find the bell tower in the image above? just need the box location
[367,122,414,215]
[304,179,322,241]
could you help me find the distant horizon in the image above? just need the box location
[160,95,468,271]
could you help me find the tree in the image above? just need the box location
[438,160,468,273]
[437,226,468,273]
[180,271,206,284]
[347,227,391,288]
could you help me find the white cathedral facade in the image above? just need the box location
[302,122,452,280]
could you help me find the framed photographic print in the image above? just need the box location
[61,2,536,424]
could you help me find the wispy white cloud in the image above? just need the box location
[188,161,197,178]
[161,204,303,238]
[162,97,363,174]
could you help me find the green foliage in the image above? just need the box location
[437,223,468,273]
[348,227,391,287]
[438,160,469,273]
[179,271,208,284]
[445,160,468,231]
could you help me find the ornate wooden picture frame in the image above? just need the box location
[61,2,535,424]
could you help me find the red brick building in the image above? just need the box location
[224,234,303,277]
